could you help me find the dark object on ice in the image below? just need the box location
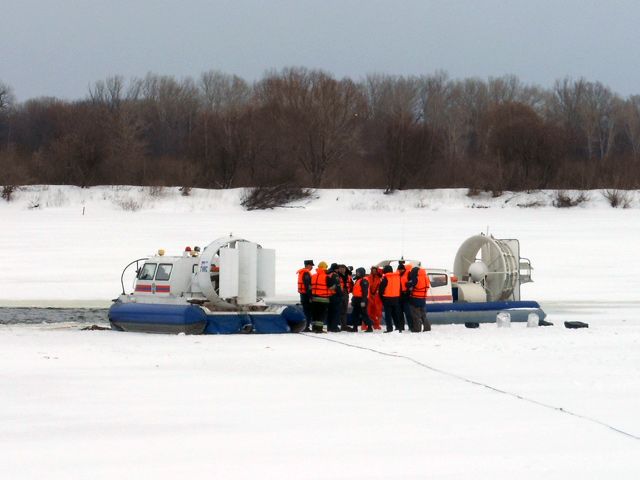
[538,319,554,326]
[240,323,254,334]
[564,321,589,329]
[464,322,480,329]
[81,324,111,331]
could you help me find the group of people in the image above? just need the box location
[296,260,432,333]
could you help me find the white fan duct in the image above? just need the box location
[195,236,275,309]
[453,234,523,302]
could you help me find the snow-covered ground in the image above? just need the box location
[1,185,639,304]
[1,186,639,479]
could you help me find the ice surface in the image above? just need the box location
[1,186,639,479]
[1,186,638,305]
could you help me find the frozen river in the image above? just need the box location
[1,301,639,479]
[2,186,640,478]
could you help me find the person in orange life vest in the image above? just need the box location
[297,259,314,331]
[366,266,383,330]
[379,265,404,332]
[326,263,343,332]
[337,264,353,331]
[407,265,431,331]
[351,268,373,332]
[310,261,332,333]
[397,262,415,332]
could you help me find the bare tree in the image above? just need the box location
[199,70,251,112]
[548,78,588,158]
[620,96,640,161]
[581,81,618,161]
[419,73,470,165]
[364,74,440,191]
[138,73,200,157]
[0,80,15,113]
[256,68,365,187]
[0,81,16,149]
[485,102,564,189]
[88,76,125,110]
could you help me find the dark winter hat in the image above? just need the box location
[329,262,339,271]
[356,267,366,277]
[304,259,314,266]
[382,265,393,274]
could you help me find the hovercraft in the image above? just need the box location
[109,236,305,334]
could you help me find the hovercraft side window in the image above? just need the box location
[428,273,448,288]
[138,263,157,280]
[155,263,173,281]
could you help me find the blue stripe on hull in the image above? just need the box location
[108,302,306,335]
[204,306,307,334]
[426,300,542,313]
[425,300,546,324]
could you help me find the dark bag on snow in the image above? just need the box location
[564,321,589,329]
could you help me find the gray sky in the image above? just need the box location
[3,0,639,101]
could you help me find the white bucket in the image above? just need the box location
[496,312,511,328]
[527,312,539,328]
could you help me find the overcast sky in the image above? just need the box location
[2,0,639,101]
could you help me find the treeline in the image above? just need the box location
[1,69,640,192]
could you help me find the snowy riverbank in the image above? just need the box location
[1,185,639,306]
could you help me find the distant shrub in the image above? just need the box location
[517,200,544,208]
[115,197,142,211]
[28,196,40,209]
[241,185,313,210]
[553,190,590,208]
[466,187,481,197]
[1,185,16,202]
[180,186,192,196]
[602,189,632,208]
[147,185,165,197]
[45,189,68,208]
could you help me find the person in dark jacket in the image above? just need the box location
[337,264,353,331]
[297,260,314,331]
[326,263,342,332]
[397,262,414,332]
[379,265,403,332]
[351,268,373,332]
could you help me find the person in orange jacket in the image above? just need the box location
[379,265,404,332]
[407,265,431,332]
[310,261,332,333]
[366,266,383,330]
[296,259,314,331]
[351,268,373,332]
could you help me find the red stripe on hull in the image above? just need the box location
[426,295,454,302]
